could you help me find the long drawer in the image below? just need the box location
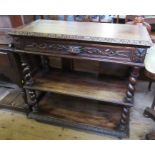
[13,37,147,64]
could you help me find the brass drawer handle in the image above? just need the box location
[68,46,82,55]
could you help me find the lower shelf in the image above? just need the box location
[0,88,26,112]
[28,93,129,138]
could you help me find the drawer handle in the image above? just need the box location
[68,46,82,55]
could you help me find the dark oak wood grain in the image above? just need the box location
[11,37,147,65]
[9,19,152,46]
[24,70,131,106]
[39,93,122,129]
[28,93,128,138]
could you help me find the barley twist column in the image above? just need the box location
[119,66,140,131]
[125,66,140,103]
[19,54,38,112]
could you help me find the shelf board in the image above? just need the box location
[28,93,128,138]
[0,88,26,112]
[24,70,131,106]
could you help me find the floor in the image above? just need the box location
[0,81,155,140]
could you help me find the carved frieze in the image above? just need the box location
[20,41,131,58]
[82,47,130,58]
[13,37,147,64]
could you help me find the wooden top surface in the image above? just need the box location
[9,19,152,47]
[144,44,155,74]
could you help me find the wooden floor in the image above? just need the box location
[0,81,155,139]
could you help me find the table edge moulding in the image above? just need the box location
[8,19,152,47]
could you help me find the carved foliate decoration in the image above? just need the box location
[82,47,130,58]
[13,37,148,64]
[132,48,147,63]
[21,41,131,58]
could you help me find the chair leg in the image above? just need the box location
[143,95,155,119]
[145,130,155,140]
[151,95,155,109]
[148,80,153,91]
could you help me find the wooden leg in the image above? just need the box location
[119,106,129,131]
[151,95,155,109]
[125,66,140,103]
[27,89,38,113]
[148,80,153,91]
[143,94,155,119]
[20,54,34,86]
[144,107,155,120]
[19,54,36,111]
[119,67,140,131]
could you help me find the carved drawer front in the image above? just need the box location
[13,37,147,63]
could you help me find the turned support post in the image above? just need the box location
[119,106,130,131]
[119,66,140,131]
[27,89,38,112]
[125,66,140,103]
[19,54,38,112]
[20,54,34,86]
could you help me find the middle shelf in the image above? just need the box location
[24,70,131,106]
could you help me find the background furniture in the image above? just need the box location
[144,45,155,120]
[0,15,35,86]
[0,16,23,86]
[0,16,39,112]
[143,45,155,140]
